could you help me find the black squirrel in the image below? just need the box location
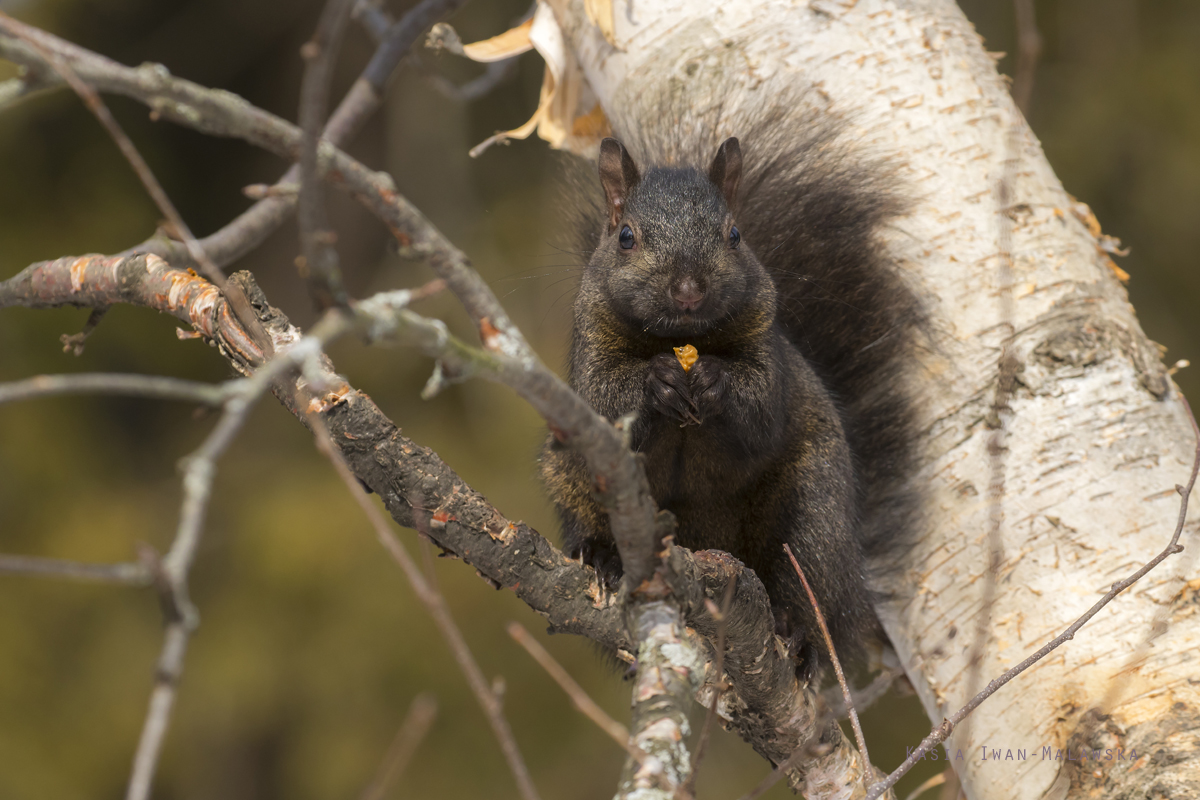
[540,113,922,670]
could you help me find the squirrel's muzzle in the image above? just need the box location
[671,277,705,312]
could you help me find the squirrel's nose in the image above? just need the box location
[671,277,705,312]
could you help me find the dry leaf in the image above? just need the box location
[461,18,534,62]
[468,2,610,157]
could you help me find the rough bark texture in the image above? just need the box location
[544,1,1199,798]
[615,601,703,800]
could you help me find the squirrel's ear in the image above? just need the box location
[598,138,640,231]
[709,137,742,210]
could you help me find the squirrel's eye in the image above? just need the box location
[729,226,741,249]
[619,225,635,250]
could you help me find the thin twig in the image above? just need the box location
[866,396,1200,800]
[822,666,904,719]
[126,621,189,800]
[61,307,107,355]
[0,73,54,109]
[298,0,356,309]
[783,544,869,771]
[902,772,947,800]
[0,18,217,291]
[353,0,393,42]
[359,0,469,91]
[0,554,151,585]
[0,373,234,406]
[1101,525,1200,712]
[360,692,439,800]
[419,56,520,102]
[506,622,636,755]
[308,412,541,800]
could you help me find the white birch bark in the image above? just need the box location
[531,1,1200,798]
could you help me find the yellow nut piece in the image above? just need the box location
[673,344,699,373]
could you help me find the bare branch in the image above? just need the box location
[60,307,108,355]
[352,0,393,43]
[118,300,373,800]
[358,0,469,92]
[118,302,378,800]
[360,693,439,800]
[0,17,302,162]
[298,0,356,309]
[506,622,635,755]
[126,621,189,800]
[0,253,270,369]
[783,543,869,773]
[0,373,234,406]
[0,554,150,585]
[0,25,206,277]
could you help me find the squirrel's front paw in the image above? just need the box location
[689,356,730,423]
[646,352,700,425]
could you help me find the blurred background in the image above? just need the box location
[0,1,1196,798]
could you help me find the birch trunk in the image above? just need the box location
[533,1,1200,798]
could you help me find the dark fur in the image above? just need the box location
[540,97,923,671]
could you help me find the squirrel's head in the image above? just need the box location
[586,136,775,341]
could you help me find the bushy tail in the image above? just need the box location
[739,124,923,573]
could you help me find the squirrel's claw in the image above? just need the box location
[573,537,624,590]
[646,352,697,424]
[688,356,731,423]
